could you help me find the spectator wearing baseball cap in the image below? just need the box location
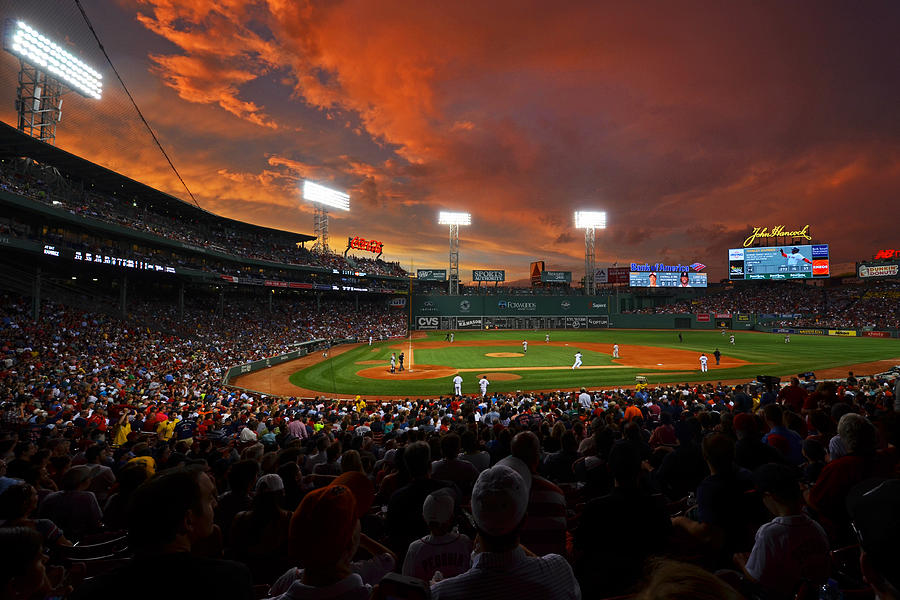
[268,472,396,598]
[734,464,830,599]
[228,474,292,584]
[402,489,471,583]
[847,478,900,599]
[431,462,580,600]
[37,465,102,541]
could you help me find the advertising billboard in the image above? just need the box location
[416,269,447,281]
[629,271,708,287]
[728,245,830,280]
[541,271,572,283]
[472,269,506,282]
[857,263,899,278]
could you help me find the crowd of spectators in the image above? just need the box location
[629,281,900,330]
[2,290,899,599]
[0,165,408,278]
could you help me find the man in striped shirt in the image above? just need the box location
[431,462,580,600]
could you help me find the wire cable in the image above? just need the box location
[72,0,202,210]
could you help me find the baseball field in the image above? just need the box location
[230,329,900,399]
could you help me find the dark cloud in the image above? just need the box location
[3,0,897,282]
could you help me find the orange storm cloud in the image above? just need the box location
[2,0,898,280]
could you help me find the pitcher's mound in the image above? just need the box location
[485,352,524,358]
[357,364,457,380]
[477,372,522,381]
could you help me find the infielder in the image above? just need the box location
[572,351,583,369]
[479,375,490,398]
[453,374,463,395]
[699,353,708,372]
[522,340,528,354]
[613,343,619,358]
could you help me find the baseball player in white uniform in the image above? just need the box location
[453,374,463,396]
[729,334,735,345]
[479,375,490,398]
[390,353,396,373]
[450,332,454,343]
[785,334,790,343]
[572,351,583,369]
[545,333,550,343]
[699,353,708,372]
[368,335,373,346]
[522,340,528,354]
[613,344,619,358]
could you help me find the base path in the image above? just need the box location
[386,340,752,373]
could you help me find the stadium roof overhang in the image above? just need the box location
[0,121,316,243]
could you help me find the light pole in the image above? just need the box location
[303,180,350,254]
[3,20,103,145]
[575,211,607,295]
[438,211,471,295]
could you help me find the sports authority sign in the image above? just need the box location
[858,263,899,278]
[472,269,506,282]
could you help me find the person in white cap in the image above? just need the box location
[430,463,581,599]
[402,489,472,583]
[452,374,463,396]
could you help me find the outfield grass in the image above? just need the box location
[288,330,900,396]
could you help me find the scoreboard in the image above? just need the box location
[729,245,830,280]
[629,271,708,287]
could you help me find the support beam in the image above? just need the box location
[32,267,41,322]
[120,276,127,318]
[449,223,460,295]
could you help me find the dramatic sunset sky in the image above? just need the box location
[1,1,898,283]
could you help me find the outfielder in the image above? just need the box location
[545,333,550,343]
[699,353,708,372]
[453,374,463,395]
[729,334,735,345]
[522,340,528,354]
[613,343,619,359]
[368,335,373,346]
[784,334,790,343]
[572,351,583,369]
[479,375,490,398]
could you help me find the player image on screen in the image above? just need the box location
[680,272,690,287]
[780,247,812,268]
[648,272,657,287]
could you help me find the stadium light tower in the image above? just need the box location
[575,210,607,296]
[438,211,471,295]
[2,20,103,145]
[303,180,350,254]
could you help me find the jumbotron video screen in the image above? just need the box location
[728,245,830,280]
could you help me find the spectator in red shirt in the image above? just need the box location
[777,378,807,414]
